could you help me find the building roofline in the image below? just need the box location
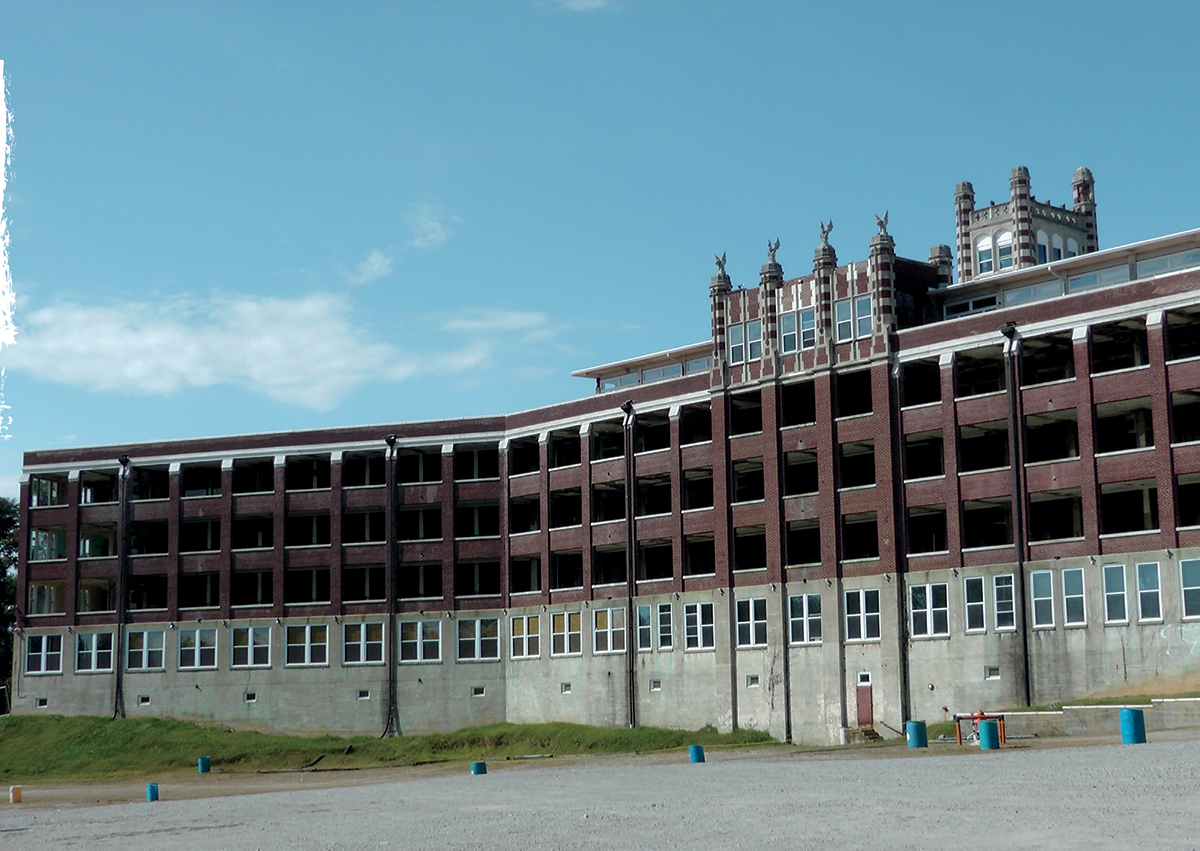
[571,340,711,380]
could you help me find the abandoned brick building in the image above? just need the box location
[14,166,1200,743]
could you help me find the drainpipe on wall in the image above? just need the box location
[621,400,638,729]
[381,435,400,737]
[113,454,131,720]
[890,356,912,724]
[1001,322,1033,707]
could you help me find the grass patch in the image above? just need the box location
[0,716,775,782]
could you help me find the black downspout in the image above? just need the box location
[113,455,131,719]
[621,401,638,729]
[890,357,912,724]
[382,435,400,737]
[1001,323,1032,708]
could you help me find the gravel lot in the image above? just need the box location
[3,733,1199,850]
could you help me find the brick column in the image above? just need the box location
[955,181,976,283]
[1010,166,1035,269]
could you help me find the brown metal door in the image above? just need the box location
[856,678,873,727]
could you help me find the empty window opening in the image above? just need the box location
[345,510,387,544]
[398,506,441,541]
[955,347,1005,397]
[510,556,541,593]
[359,689,372,700]
[636,411,671,453]
[680,404,712,445]
[786,520,820,565]
[180,519,220,553]
[454,503,500,538]
[962,499,1013,548]
[593,548,626,585]
[685,535,716,575]
[734,527,767,571]
[231,570,273,606]
[1020,333,1075,386]
[343,565,385,601]
[746,674,761,687]
[77,578,115,612]
[842,513,878,560]
[783,451,819,496]
[137,695,151,706]
[285,514,331,547]
[397,449,442,484]
[649,679,662,691]
[1029,490,1083,541]
[181,465,222,497]
[130,521,169,555]
[80,470,118,504]
[78,523,118,558]
[901,360,941,407]
[455,561,501,596]
[244,692,256,703]
[592,420,625,460]
[284,567,331,604]
[836,371,873,418]
[28,580,66,613]
[550,551,584,590]
[959,421,1009,472]
[984,666,1001,681]
[904,432,944,480]
[591,482,625,522]
[509,437,540,475]
[1025,410,1079,463]
[560,682,572,695]
[130,467,169,501]
[907,505,947,554]
[637,474,673,516]
[781,381,817,426]
[342,452,385,487]
[29,527,67,561]
[29,474,68,507]
[550,429,582,468]
[285,456,331,491]
[128,575,168,610]
[1167,308,1200,361]
[1172,391,1200,444]
[232,459,274,494]
[454,446,500,481]
[550,489,583,528]
[1100,480,1159,535]
[683,468,714,509]
[509,496,540,533]
[178,572,218,608]
[839,442,875,489]
[730,391,764,435]
[399,563,442,599]
[639,540,673,581]
[1092,318,1149,373]
[470,686,485,698]
[1095,399,1154,453]
[732,458,765,503]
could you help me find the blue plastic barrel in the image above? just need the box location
[689,744,706,763]
[197,756,210,773]
[1120,708,1146,744]
[146,783,159,802]
[906,720,927,749]
[470,762,487,775]
[978,720,999,750]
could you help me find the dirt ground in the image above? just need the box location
[2,730,1198,849]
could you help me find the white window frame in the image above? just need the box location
[780,312,797,353]
[834,299,853,342]
[1103,564,1128,624]
[684,602,715,649]
[399,620,441,662]
[728,323,745,364]
[231,626,271,668]
[788,593,822,644]
[178,627,217,670]
[854,295,872,338]
[996,231,1013,269]
[845,589,881,641]
[1062,568,1086,626]
[510,614,540,659]
[746,320,762,361]
[1031,570,1054,628]
[964,576,985,633]
[800,308,816,349]
[1136,562,1162,622]
[977,237,994,273]
[736,597,768,647]
[126,629,165,671]
[593,607,626,654]
[636,604,652,651]
[285,623,328,666]
[26,634,63,674]
[76,632,113,673]
[551,611,583,656]
[457,617,500,660]
[342,622,384,665]
[910,583,949,637]
[1181,559,1200,620]
[657,602,673,649]
[994,574,1015,630]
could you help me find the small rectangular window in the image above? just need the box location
[834,299,853,342]
[746,320,762,361]
[1062,568,1086,625]
[984,666,1001,681]
[800,309,816,349]
[854,296,872,338]
[746,674,760,688]
[964,577,985,633]
[649,679,662,691]
[1104,564,1128,623]
[1137,562,1161,621]
[728,323,745,364]
[780,312,797,353]
[1031,571,1054,628]
[994,574,1015,630]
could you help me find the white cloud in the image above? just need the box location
[341,249,393,285]
[406,202,458,250]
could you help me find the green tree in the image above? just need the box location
[0,496,18,702]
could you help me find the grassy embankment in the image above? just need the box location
[0,715,775,782]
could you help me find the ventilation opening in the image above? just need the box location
[560,683,572,695]
[904,432,943,479]
[901,360,941,407]
[244,692,257,703]
[835,371,872,417]
[358,689,371,700]
[137,695,151,706]
[746,674,761,688]
[471,686,485,698]
[1025,410,1079,462]
[649,679,662,692]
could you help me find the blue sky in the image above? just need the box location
[1,1,1198,497]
